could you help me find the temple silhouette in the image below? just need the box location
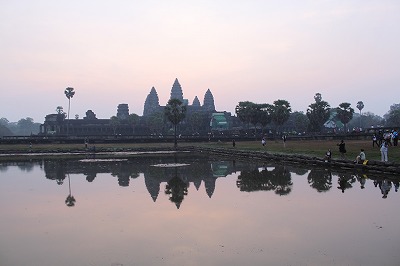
[39,78,231,136]
[143,78,216,117]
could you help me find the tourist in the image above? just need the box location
[324,149,332,162]
[355,149,366,164]
[392,129,398,146]
[380,141,388,162]
[261,137,266,147]
[337,140,346,159]
[372,134,379,147]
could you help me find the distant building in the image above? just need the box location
[143,78,216,117]
[40,78,230,136]
[117,104,129,120]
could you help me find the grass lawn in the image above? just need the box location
[198,139,399,163]
[0,139,398,163]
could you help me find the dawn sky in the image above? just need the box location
[1,0,399,123]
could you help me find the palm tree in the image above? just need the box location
[272,99,291,134]
[356,101,364,129]
[336,102,354,133]
[65,174,76,207]
[164,98,186,148]
[64,87,75,135]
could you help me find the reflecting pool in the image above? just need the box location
[1,152,399,266]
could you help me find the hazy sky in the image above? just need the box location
[1,0,399,123]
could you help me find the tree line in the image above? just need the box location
[234,93,399,135]
[1,90,400,138]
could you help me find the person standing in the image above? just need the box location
[372,134,379,147]
[392,129,398,146]
[337,140,346,159]
[261,137,266,147]
[380,141,388,162]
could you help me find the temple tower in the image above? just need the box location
[117,104,129,119]
[143,87,160,116]
[203,89,216,112]
[170,78,184,102]
[192,96,201,107]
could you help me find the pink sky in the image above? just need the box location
[1,1,399,123]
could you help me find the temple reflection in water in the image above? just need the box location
[1,152,398,209]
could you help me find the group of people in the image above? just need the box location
[324,138,391,164]
[372,129,399,147]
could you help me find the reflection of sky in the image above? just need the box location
[1,165,399,266]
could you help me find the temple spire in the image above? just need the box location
[143,86,160,116]
[192,96,201,106]
[170,78,184,102]
[203,88,215,112]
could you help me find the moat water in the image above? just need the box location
[0,152,399,266]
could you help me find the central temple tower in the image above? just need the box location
[170,78,184,102]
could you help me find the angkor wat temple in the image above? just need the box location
[39,78,230,136]
[143,78,216,117]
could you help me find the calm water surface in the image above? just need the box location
[0,152,399,266]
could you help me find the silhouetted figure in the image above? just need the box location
[372,134,379,147]
[232,139,236,148]
[337,140,346,159]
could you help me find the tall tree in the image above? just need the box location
[384,103,400,126]
[272,99,291,132]
[306,93,330,133]
[336,102,354,133]
[64,87,75,135]
[0,117,9,126]
[17,117,35,135]
[356,101,364,129]
[235,101,255,129]
[164,98,187,148]
[385,108,400,127]
[258,103,273,135]
[283,111,309,134]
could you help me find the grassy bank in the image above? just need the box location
[0,139,398,163]
[198,139,399,163]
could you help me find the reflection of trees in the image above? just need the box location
[287,166,309,176]
[0,165,8,172]
[270,166,293,196]
[44,160,66,185]
[307,167,332,192]
[65,174,76,207]
[165,175,189,209]
[337,173,356,193]
[17,162,35,172]
[236,165,293,195]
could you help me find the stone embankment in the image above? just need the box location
[186,146,400,176]
[1,145,399,176]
